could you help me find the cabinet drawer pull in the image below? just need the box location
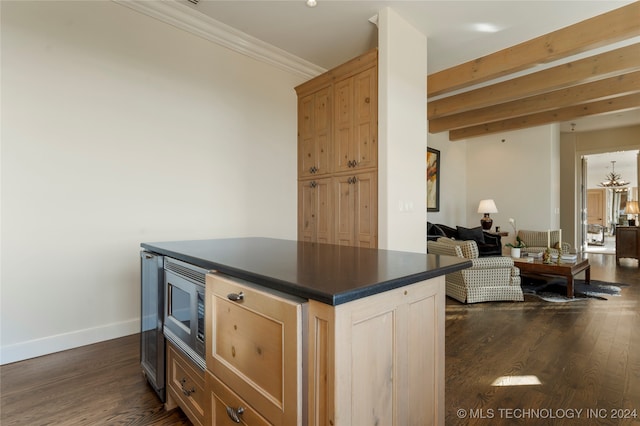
[227,292,244,302]
[179,377,195,397]
[226,406,245,423]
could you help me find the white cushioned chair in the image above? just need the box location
[428,238,523,304]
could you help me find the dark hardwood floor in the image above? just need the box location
[1,253,638,425]
[446,254,640,426]
[0,333,189,425]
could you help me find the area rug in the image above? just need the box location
[521,276,627,302]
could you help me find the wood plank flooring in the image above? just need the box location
[0,333,189,425]
[1,253,638,425]
[446,254,640,426]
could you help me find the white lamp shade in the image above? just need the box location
[477,199,498,214]
[624,201,639,214]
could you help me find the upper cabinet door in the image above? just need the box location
[353,67,377,171]
[334,66,377,173]
[298,87,331,178]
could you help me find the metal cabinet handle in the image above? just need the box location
[227,292,244,302]
[347,159,358,168]
[179,377,195,397]
[309,166,318,173]
[226,406,245,423]
[310,181,317,188]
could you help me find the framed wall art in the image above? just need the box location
[427,147,440,212]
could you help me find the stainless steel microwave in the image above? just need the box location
[163,257,207,370]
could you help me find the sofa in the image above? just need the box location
[516,229,572,254]
[427,238,523,303]
[427,222,502,257]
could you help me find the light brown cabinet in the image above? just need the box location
[202,272,446,426]
[204,273,306,426]
[298,86,332,178]
[307,276,446,426]
[334,66,377,173]
[298,177,333,244]
[296,49,378,247]
[206,373,271,426]
[616,226,639,264]
[334,172,377,247]
[166,343,206,426]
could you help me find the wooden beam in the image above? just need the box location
[427,44,640,119]
[429,71,640,133]
[447,93,640,140]
[427,1,640,97]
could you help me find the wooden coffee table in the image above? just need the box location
[511,255,590,298]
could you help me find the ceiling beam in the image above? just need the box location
[447,93,640,141]
[427,44,640,120]
[427,1,640,97]
[429,71,640,133]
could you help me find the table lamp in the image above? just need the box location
[624,200,639,226]
[478,199,498,230]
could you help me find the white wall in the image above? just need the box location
[377,8,427,253]
[1,1,302,364]
[427,126,560,246]
[466,125,561,245]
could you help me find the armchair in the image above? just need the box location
[427,238,523,303]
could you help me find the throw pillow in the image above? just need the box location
[456,226,485,244]
[431,224,446,237]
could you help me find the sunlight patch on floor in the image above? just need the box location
[491,375,542,386]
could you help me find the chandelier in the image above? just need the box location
[599,161,629,189]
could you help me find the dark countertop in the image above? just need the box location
[141,237,470,305]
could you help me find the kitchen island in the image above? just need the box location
[142,237,470,426]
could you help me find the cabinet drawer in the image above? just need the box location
[207,372,272,426]
[167,343,206,426]
[205,273,305,425]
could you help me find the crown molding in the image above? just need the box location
[113,0,326,80]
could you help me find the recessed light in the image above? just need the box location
[473,22,501,33]
[306,0,317,7]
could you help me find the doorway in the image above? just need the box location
[583,150,638,254]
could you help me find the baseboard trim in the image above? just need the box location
[0,319,140,365]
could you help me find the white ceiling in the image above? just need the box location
[182,0,634,73]
[586,150,639,189]
[182,0,640,133]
